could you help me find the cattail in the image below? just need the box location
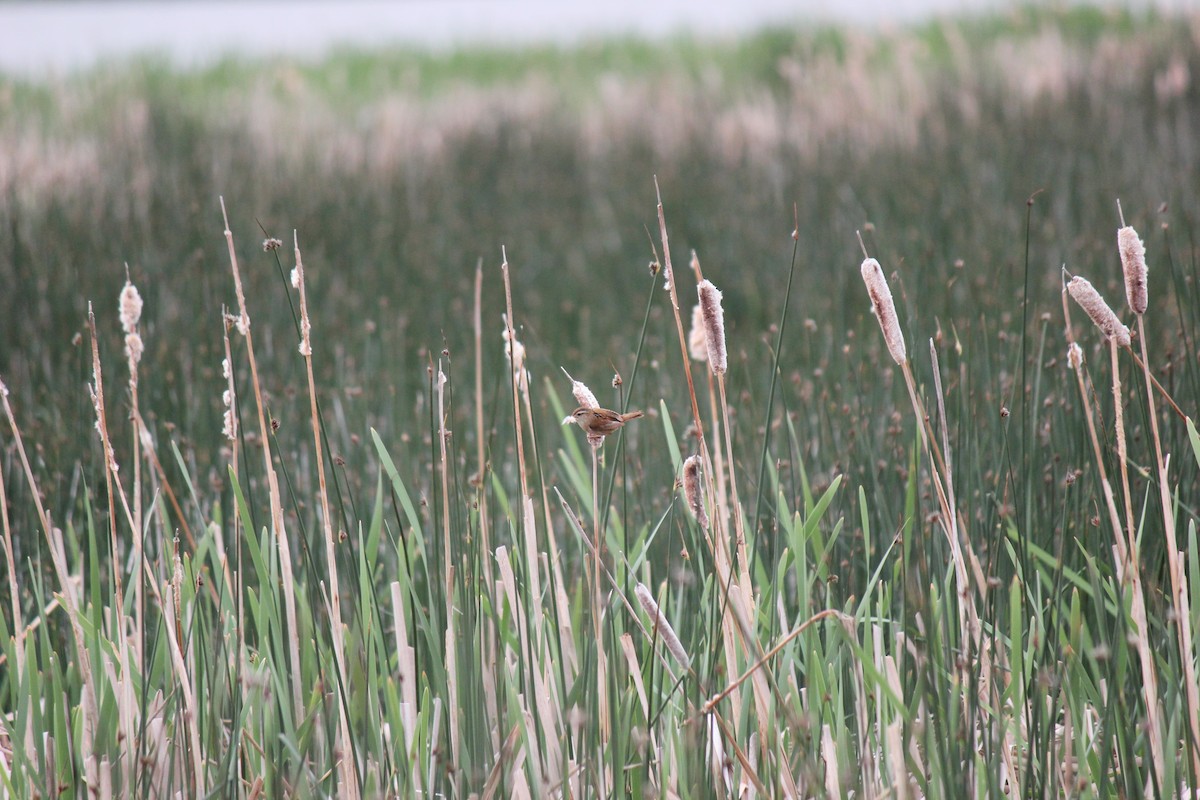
[1067,276,1130,348]
[682,454,709,529]
[697,280,727,375]
[569,376,598,410]
[221,357,237,441]
[1118,225,1148,314]
[501,315,526,375]
[860,258,906,365]
[124,333,144,365]
[688,303,708,362]
[119,281,143,334]
[120,281,145,367]
[1067,342,1084,371]
[634,582,691,667]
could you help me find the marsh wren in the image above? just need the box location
[565,406,644,439]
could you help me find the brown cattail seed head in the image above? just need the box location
[860,258,906,365]
[697,280,727,375]
[1118,225,1148,314]
[634,582,691,667]
[1067,276,1130,347]
[682,454,709,529]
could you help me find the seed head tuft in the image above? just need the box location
[1067,342,1084,370]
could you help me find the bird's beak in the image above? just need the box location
[562,416,574,426]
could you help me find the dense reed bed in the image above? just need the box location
[2,6,1200,798]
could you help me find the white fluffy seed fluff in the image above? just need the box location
[124,333,144,365]
[1118,225,1148,315]
[1067,342,1084,370]
[861,258,907,365]
[697,280,727,375]
[290,267,301,289]
[688,303,709,362]
[0,378,8,397]
[571,378,598,410]
[682,454,709,530]
[634,582,691,667]
[119,281,143,335]
[1067,276,1131,347]
[501,316,526,375]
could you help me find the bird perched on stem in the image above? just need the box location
[565,406,644,440]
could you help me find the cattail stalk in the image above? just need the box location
[293,235,359,799]
[220,197,304,728]
[1062,280,1165,788]
[634,583,691,667]
[1121,217,1200,775]
[0,380,24,683]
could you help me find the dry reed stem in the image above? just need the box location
[0,382,24,676]
[219,197,304,726]
[652,209,745,728]
[634,582,691,667]
[1064,282,1164,788]
[293,235,358,799]
[1109,338,1166,789]
[472,265,502,757]
[120,279,147,679]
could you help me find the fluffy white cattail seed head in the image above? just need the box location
[119,281,143,335]
[1118,226,1148,314]
[124,333,144,365]
[682,455,709,529]
[861,258,906,365]
[634,583,691,667]
[570,377,598,410]
[688,303,708,362]
[697,280,727,375]
[1067,276,1131,347]
[1067,342,1084,370]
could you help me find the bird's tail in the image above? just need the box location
[620,410,645,422]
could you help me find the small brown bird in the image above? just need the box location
[566,406,644,439]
